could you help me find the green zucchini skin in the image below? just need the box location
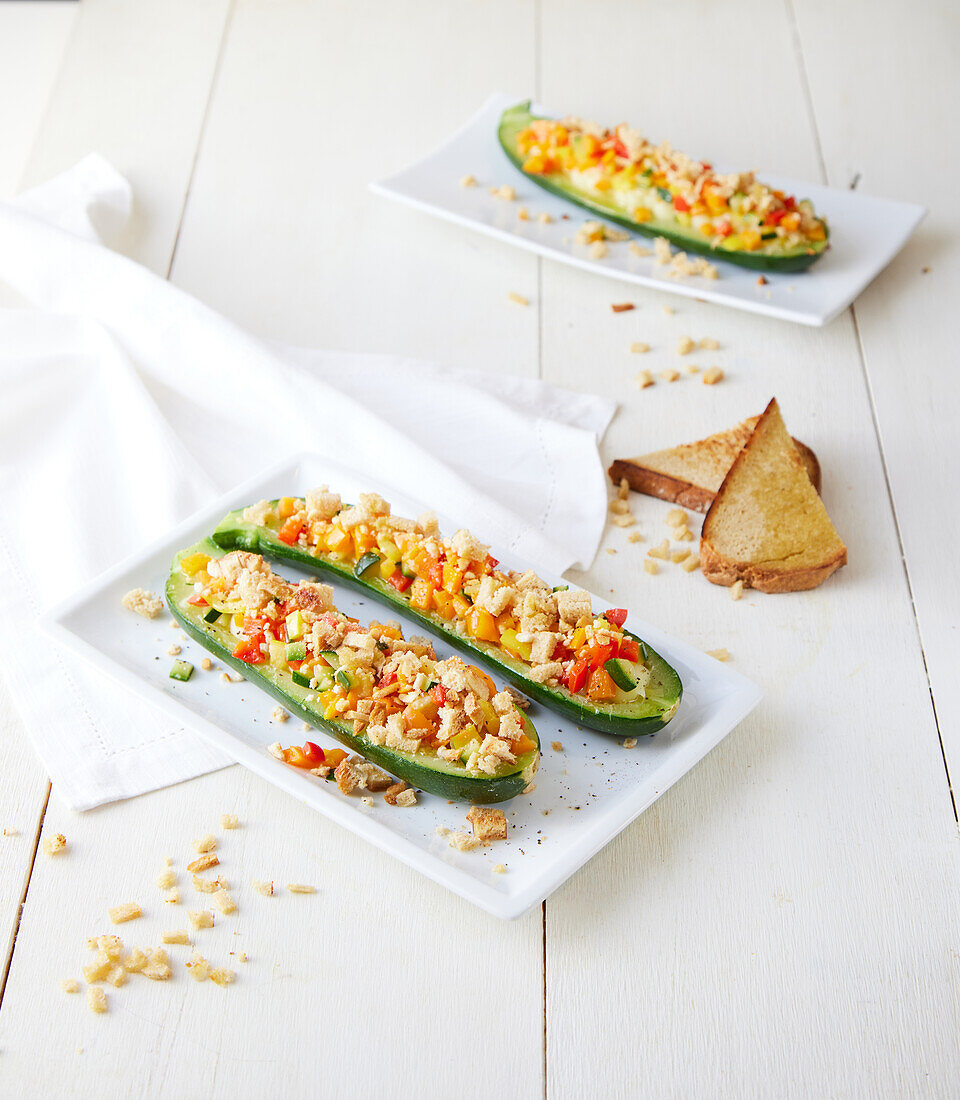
[166,539,539,804]
[212,511,683,738]
[498,101,829,274]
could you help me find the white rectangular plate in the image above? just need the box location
[372,93,925,327]
[42,454,760,919]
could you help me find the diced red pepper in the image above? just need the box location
[764,208,787,227]
[672,195,690,213]
[613,138,628,158]
[618,637,640,663]
[424,557,444,588]
[716,220,733,238]
[301,742,325,767]
[429,684,448,708]
[605,608,628,628]
[186,594,208,607]
[485,554,499,571]
[277,516,304,545]
[232,635,264,663]
[387,572,413,593]
[566,656,591,695]
[588,640,618,670]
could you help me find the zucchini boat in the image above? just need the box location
[166,538,539,803]
[211,491,682,737]
[498,101,829,273]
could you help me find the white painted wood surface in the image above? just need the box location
[0,1,957,1097]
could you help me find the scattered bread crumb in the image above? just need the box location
[644,560,658,575]
[707,648,731,662]
[629,242,652,257]
[108,902,141,925]
[122,948,148,974]
[659,369,679,382]
[42,833,67,856]
[630,341,650,354]
[210,967,236,987]
[662,305,675,314]
[508,291,529,306]
[605,548,617,555]
[187,909,214,930]
[685,364,700,374]
[589,240,609,260]
[165,888,181,904]
[675,527,694,542]
[361,796,374,807]
[86,986,107,1014]
[730,580,744,601]
[680,555,700,573]
[628,531,645,543]
[186,951,211,982]
[435,826,450,837]
[287,883,316,894]
[538,211,552,224]
[121,588,162,619]
[459,173,477,187]
[155,869,176,890]
[670,549,691,564]
[517,206,529,221]
[220,672,233,684]
[3,827,18,837]
[221,814,239,830]
[466,806,507,842]
[756,275,767,286]
[617,477,629,500]
[167,644,181,656]
[161,930,190,945]
[492,184,515,200]
[551,741,563,752]
[187,852,219,874]
[623,738,638,749]
[612,513,636,528]
[635,370,654,389]
[395,789,418,807]
[647,539,670,560]
[212,889,237,914]
[493,863,507,874]
[666,508,688,527]
[238,952,248,963]
[449,831,482,852]
[699,337,720,350]
[201,658,213,671]
[252,879,274,897]
[703,367,724,385]
[271,707,288,723]
[611,303,635,313]
[676,336,695,355]
[192,834,217,854]
[61,978,80,994]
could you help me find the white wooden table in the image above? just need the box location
[1,2,958,1095]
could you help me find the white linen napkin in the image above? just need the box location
[0,155,616,811]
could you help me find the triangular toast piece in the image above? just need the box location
[609,416,821,513]
[700,398,846,593]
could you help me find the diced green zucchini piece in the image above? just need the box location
[285,640,307,662]
[320,650,339,668]
[604,658,638,692]
[202,608,221,624]
[334,669,353,690]
[400,562,416,579]
[169,660,194,682]
[354,551,381,577]
[313,668,335,692]
[291,669,312,688]
[286,610,306,642]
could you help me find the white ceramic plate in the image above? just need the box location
[42,454,761,919]
[372,93,925,327]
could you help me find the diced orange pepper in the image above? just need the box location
[513,733,537,755]
[353,527,377,553]
[466,607,499,644]
[632,206,652,223]
[587,667,617,702]
[409,578,435,612]
[433,590,457,620]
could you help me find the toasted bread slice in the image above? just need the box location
[700,398,846,593]
[609,417,821,513]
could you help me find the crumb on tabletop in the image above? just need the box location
[459,173,476,187]
[628,242,652,257]
[161,930,190,945]
[383,780,407,806]
[210,967,236,987]
[685,364,700,374]
[659,369,679,382]
[61,978,80,994]
[589,240,608,260]
[630,341,650,354]
[628,531,645,543]
[703,366,724,385]
[611,302,635,313]
[551,741,563,752]
[647,539,670,560]
[165,888,181,904]
[220,672,232,684]
[3,827,18,837]
[434,826,450,837]
[662,304,675,314]
[493,864,507,874]
[155,869,176,890]
[201,658,213,671]
[238,952,248,963]
[671,549,691,564]
[211,889,237,914]
[167,644,181,656]
[449,830,482,852]
[617,477,630,501]
[699,337,720,350]
[676,336,695,355]
[538,211,552,224]
[287,883,316,895]
[271,707,288,723]
[707,648,731,661]
[186,951,211,982]
[680,555,700,573]
[644,560,658,576]
[108,902,141,925]
[730,580,744,601]
[42,832,67,856]
[187,852,219,874]
[466,806,507,842]
[220,814,239,830]
[395,789,417,808]
[622,738,638,749]
[612,513,636,528]
[252,879,274,897]
[122,948,148,973]
[635,370,654,389]
[756,275,767,285]
[121,587,163,619]
[86,987,107,1014]
[187,909,214,930]
[495,184,515,200]
[192,834,217,854]
[508,291,529,306]
[517,206,529,221]
[666,508,688,527]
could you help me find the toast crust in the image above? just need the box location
[700,398,845,594]
[609,419,821,513]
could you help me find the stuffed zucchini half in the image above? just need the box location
[166,538,539,803]
[498,101,829,273]
[212,492,682,737]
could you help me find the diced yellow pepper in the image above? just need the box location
[379,558,397,580]
[501,628,532,662]
[741,228,762,251]
[594,178,612,192]
[632,207,652,223]
[278,496,297,520]
[179,552,210,577]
